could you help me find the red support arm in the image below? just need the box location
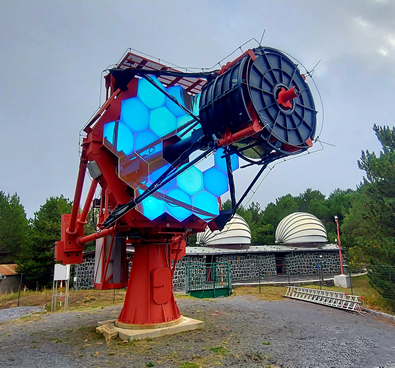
[68,149,88,235]
[77,225,129,246]
[76,179,98,232]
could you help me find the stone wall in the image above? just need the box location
[73,250,342,290]
[215,253,277,280]
[284,251,344,276]
[172,255,205,291]
[74,253,95,290]
[74,253,133,290]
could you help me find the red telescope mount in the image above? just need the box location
[55,46,317,327]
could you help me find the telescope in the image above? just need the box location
[55,45,317,327]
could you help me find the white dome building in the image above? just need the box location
[196,214,251,248]
[275,212,327,246]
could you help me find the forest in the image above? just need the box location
[0,125,394,298]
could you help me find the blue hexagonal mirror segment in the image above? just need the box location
[135,189,166,220]
[117,121,134,156]
[137,76,166,110]
[120,97,150,132]
[134,130,160,153]
[148,164,177,192]
[165,86,187,117]
[191,93,200,116]
[177,165,204,196]
[214,148,239,172]
[176,114,191,129]
[149,106,177,137]
[175,94,202,140]
[138,141,163,163]
[192,190,220,221]
[203,167,229,197]
[165,188,192,221]
[103,121,116,145]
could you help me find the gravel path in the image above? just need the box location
[0,296,394,367]
[0,306,46,323]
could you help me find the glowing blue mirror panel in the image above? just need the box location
[192,190,220,220]
[165,188,192,221]
[116,121,134,155]
[165,86,186,117]
[149,107,177,137]
[121,98,150,132]
[104,121,115,145]
[203,167,229,197]
[137,77,166,109]
[177,166,204,196]
[214,148,239,172]
[102,76,239,222]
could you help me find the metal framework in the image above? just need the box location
[55,45,318,328]
[185,262,232,298]
[285,286,365,314]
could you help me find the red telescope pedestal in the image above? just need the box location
[116,243,182,326]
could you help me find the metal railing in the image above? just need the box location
[185,262,231,298]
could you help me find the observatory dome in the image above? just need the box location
[275,212,327,246]
[197,214,251,247]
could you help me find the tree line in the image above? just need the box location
[0,125,394,292]
[222,187,356,247]
[224,125,395,270]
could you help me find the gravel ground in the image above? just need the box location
[0,296,394,368]
[0,306,46,324]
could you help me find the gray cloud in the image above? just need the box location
[0,0,392,218]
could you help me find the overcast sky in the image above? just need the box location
[1,0,394,219]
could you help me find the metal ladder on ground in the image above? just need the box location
[285,286,364,314]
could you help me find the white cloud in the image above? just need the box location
[387,35,395,47]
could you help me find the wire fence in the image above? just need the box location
[0,272,126,311]
[0,272,54,308]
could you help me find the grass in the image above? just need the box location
[232,285,286,301]
[0,275,392,315]
[180,363,200,368]
[0,288,127,311]
[231,275,394,315]
[208,346,227,355]
[303,275,394,314]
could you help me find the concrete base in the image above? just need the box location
[96,316,204,342]
[334,274,352,288]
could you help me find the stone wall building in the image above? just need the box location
[73,212,343,290]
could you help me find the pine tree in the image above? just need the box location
[343,125,395,264]
[342,125,395,307]
[17,195,72,288]
[0,192,30,263]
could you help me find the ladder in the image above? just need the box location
[285,286,364,314]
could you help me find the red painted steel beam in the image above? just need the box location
[67,149,88,235]
[76,225,129,246]
[76,179,98,232]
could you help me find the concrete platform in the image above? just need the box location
[334,274,352,288]
[96,316,204,342]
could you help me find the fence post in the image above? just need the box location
[17,274,23,307]
[212,263,216,298]
[389,267,394,311]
